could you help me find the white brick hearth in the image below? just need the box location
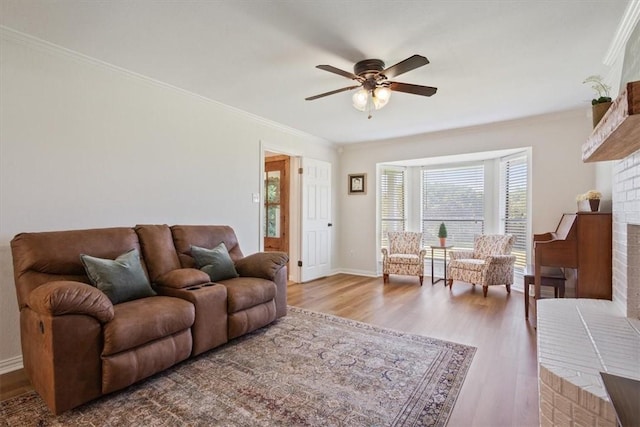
[537,299,640,427]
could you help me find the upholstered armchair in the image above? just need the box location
[446,234,516,297]
[382,231,427,286]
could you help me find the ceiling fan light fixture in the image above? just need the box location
[352,88,369,112]
[372,86,391,109]
[352,85,391,114]
[307,54,436,119]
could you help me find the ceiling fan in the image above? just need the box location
[305,54,437,118]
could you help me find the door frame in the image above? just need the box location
[264,154,290,255]
[259,140,302,283]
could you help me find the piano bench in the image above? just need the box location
[523,268,566,320]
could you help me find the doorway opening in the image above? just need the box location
[262,148,302,283]
[261,146,330,284]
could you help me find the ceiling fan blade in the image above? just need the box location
[305,85,361,101]
[382,55,430,79]
[390,82,437,97]
[316,65,362,81]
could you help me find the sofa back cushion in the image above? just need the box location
[171,225,244,268]
[135,224,181,282]
[10,227,143,309]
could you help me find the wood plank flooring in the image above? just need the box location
[288,274,539,427]
[0,368,32,401]
[0,273,539,426]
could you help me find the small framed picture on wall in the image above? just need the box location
[348,173,366,195]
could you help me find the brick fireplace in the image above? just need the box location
[537,79,640,426]
[536,159,640,425]
[612,149,640,319]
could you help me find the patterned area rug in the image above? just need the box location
[1,307,475,426]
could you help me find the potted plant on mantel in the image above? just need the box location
[438,222,448,247]
[583,75,612,128]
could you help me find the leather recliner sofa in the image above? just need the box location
[10,224,288,415]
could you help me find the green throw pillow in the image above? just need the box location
[191,243,239,282]
[80,248,156,305]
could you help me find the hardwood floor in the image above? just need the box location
[0,368,32,401]
[288,274,539,427]
[0,273,539,426]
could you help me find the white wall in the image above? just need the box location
[0,30,338,368]
[0,27,607,369]
[338,110,598,275]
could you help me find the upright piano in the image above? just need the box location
[533,212,612,305]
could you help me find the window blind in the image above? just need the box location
[380,167,406,248]
[421,165,484,249]
[502,155,528,274]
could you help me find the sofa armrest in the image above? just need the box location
[449,250,474,260]
[485,255,517,265]
[28,281,114,323]
[235,252,289,280]
[155,268,210,289]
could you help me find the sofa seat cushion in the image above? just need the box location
[449,258,485,272]
[103,296,194,356]
[218,277,276,314]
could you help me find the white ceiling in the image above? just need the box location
[0,1,631,144]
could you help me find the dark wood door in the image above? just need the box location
[264,155,289,255]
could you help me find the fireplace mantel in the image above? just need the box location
[582,81,640,162]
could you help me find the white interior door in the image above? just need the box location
[301,158,331,282]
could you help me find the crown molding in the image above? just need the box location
[0,26,334,147]
[603,0,640,66]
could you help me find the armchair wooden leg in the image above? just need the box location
[447,278,453,289]
[383,274,389,283]
[419,275,423,286]
[506,284,511,294]
[483,286,488,297]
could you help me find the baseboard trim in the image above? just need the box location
[0,355,23,375]
[331,269,379,278]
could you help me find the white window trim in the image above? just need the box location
[498,149,533,290]
[376,164,408,265]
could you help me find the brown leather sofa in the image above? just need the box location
[10,225,288,415]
